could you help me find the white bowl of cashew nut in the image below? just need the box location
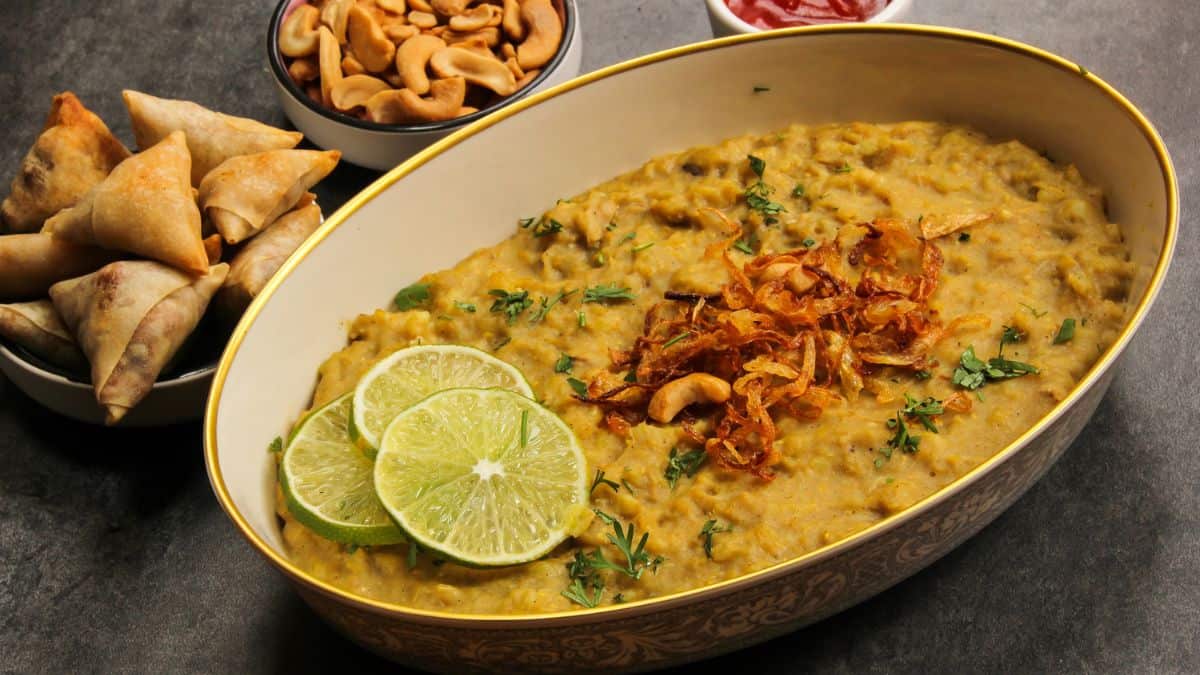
[269,0,581,171]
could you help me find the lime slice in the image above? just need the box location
[280,393,405,545]
[351,345,533,455]
[374,388,589,567]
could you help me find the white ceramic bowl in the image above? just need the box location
[268,0,582,171]
[705,0,913,37]
[208,25,1176,673]
[0,345,212,426]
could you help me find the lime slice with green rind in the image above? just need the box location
[280,393,406,545]
[352,345,533,456]
[373,387,589,567]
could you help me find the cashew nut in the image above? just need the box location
[499,41,517,60]
[304,84,322,103]
[364,76,466,123]
[318,26,343,107]
[280,4,321,57]
[395,34,446,95]
[331,74,393,111]
[431,0,471,16]
[383,71,405,88]
[341,53,365,75]
[445,26,500,47]
[288,57,319,83]
[449,4,499,32]
[648,373,732,423]
[458,105,479,115]
[452,38,499,60]
[430,46,517,96]
[501,0,524,41]
[514,68,540,89]
[319,0,353,44]
[348,5,396,73]
[407,10,438,28]
[504,56,524,80]
[408,0,434,12]
[516,0,562,70]
[384,23,420,42]
[377,0,408,14]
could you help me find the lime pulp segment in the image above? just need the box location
[373,388,589,567]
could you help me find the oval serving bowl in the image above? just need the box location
[206,25,1177,674]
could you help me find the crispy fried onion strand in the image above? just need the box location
[581,217,971,480]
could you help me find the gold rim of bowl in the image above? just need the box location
[204,23,1180,625]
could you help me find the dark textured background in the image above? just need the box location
[1,1,1197,672]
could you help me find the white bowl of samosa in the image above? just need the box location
[0,91,339,425]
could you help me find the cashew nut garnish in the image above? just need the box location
[445,26,501,47]
[408,0,435,12]
[317,26,343,107]
[330,74,392,111]
[376,0,407,14]
[458,105,480,115]
[516,0,562,70]
[364,76,466,123]
[647,373,733,423]
[288,57,319,83]
[319,0,353,44]
[761,262,816,295]
[501,0,525,41]
[280,4,321,57]
[384,23,419,42]
[395,34,446,96]
[430,46,518,96]
[504,56,524,80]
[431,0,471,16]
[514,68,540,89]
[499,41,517,60]
[407,10,438,29]
[347,5,396,73]
[453,38,499,60]
[449,4,499,32]
[341,53,365,76]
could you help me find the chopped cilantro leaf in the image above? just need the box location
[393,282,431,311]
[1054,318,1076,345]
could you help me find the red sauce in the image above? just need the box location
[724,0,892,28]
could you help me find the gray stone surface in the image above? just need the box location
[0,0,1197,672]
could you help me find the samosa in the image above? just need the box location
[199,149,338,244]
[1,92,130,233]
[217,202,322,316]
[43,130,209,274]
[123,90,303,184]
[0,300,87,371]
[0,233,119,300]
[50,260,228,424]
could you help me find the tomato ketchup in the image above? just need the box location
[724,0,892,28]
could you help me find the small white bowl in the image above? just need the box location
[0,344,212,427]
[705,0,913,37]
[268,0,582,171]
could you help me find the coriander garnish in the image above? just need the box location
[664,447,706,489]
[744,155,786,216]
[519,216,564,237]
[393,282,431,311]
[529,289,577,323]
[953,330,1040,392]
[632,242,655,253]
[268,436,283,454]
[577,311,587,328]
[885,411,920,455]
[621,478,636,495]
[590,468,619,494]
[901,394,945,433]
[1019,302,1048,318]
[488,288,532,324]
[618,231,636,244]
[583,283,636,303]
[958,232,971,242]
[593,510,664,579]
[752,85,771,93]
[554,353,574,373]
[492,336,511,351]
[732,237,756,255]
[792,184,806,198]
[802,237,816,248]
[1054,318,1076,344]
[566,377,589,398]
[406,541,420,569]
[662,331,692,349]
[454,301,477,313]
[699,519,732,560]
[832,163,853,174]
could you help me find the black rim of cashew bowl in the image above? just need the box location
[267,0,576,134]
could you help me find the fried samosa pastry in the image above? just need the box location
[199,149,339,244]
[0,233,119,300]
[217,203,322,316]
[1,92,130,234]
[43,131,209,274]
[50,261,229,424]
[0,300,87,371]
[122,90,303,184]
